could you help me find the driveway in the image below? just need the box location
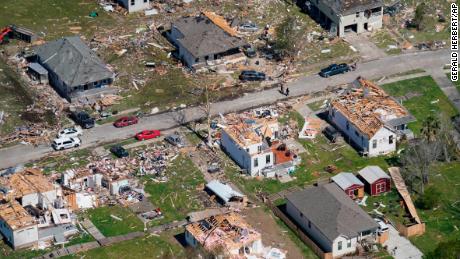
[384,225,423,259]
[344,32,387,61]
[0,49,451,170]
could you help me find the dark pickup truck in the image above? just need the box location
[319,63,351,78]
[70,111,95,129]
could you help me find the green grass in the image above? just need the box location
[409,162,460,254]
[0,0,116,40]
[448,73,460,92]
[63,233,184,259]
[27,148,91,174]
[381,76,458,134]
[143,155,205,226]
[85,206,144,237]
[306,100,328,112]
[0,242,50,259]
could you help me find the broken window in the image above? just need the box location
[266,154,271,164]
[372,139,377,149]
[254,158,258,167]
[389,135,394,144]
[338,241,343,250]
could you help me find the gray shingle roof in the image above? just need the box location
[358,166,390,184]
[34,36,113,87]
[321,0,383,16]
[331,172,364,190]
[286,183,378,243]
[172,15,245,58]
[28,63,48,75]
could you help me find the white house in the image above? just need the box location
[304,0,383,37]
[117,0,151,13]
[286,183,379,258]
[0,201,38,250]
[220,119,278,177]
[62,169,103,192]
[328,78,414,157]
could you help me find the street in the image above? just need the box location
[0,49,451,170]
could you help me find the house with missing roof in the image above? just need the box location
[0,201,39,249]
[167,12,246,69]
[303,0,383,37]
[205,180,247,206]
[328,78,415,157]
[331,172,364,200]
[286,183,380,258]
[358,166,391,196]
[33,36,114,101]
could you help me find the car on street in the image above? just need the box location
[110,145,129,158]
[239,70,266,81]
[319,63,351,78]
[114,116,139,128]
[164,134,184,147]
[135,130,161,141]
[243,45,257,58]
[52,137,81,151]
[57,127,82,139]
[70,111,95,129]
[238,22,259,32]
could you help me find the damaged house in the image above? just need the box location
[167,12,246,69]
[0,201,38,250]
[286,183,381,258]
[185,212,264,258]
[205,180,247,206]
[117,0,151,13]
[328,78,414,157]
[32,36,114,102]
[221,115,300,177]
[303,0,383,36]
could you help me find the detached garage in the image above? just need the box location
[358,166,391,196]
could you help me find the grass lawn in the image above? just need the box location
[409,162,460,254]
[0,0,116,40]
[63,233,184,259]
[85,205,144,237]
[0,242,50,259]
[381,76,458,134]
[27,148,92,174]
[448,73,460,92]
[143,155,206,226]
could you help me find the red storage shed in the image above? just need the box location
[331,172,365,199]
[358,166,391,196]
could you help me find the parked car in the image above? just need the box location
[243,45,257,58]
[319,63,351,78]
[52,137,81,151]
[323,126,342,143]
[70,111,95,129]
[239,70,266,81]
[374,218,389,233]
[135,130,161,141]
[110,145,129,158]
[207,163,221,173]
[239,22,259,32]
[165,134,184,147]
[114,116,138,128]
[57,127,82,139]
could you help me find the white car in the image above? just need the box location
[57,127,82,139]
[52,137,81,151]
[374,218,389,233]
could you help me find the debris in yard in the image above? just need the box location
[110,214,123,221]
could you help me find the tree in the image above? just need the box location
[420,115,440,142]
[274,16,299,58]
[413,3,427,31]
[415,186,441,209]
[425,239,460,259]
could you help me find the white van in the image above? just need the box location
[52,137,81,150]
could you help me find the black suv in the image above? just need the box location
[110,145,129,158]
[239,70,266,81]
[319,63,351,78]
[70,111,95,129]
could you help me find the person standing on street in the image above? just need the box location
[286,87,290,96]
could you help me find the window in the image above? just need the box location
[266,154,271,164]
[355,130,359,137]
[346,121,350,130]
[130,0,135,5]
[376,182,386,194]
[258,145,262,153]
[356,12,360,17]
[389,135,394,144]
[347,239,352,248]
[254,158,258,168]
[308,220,311,228]
[338,241,343,250]
[144,0,147,2]
[195,58,199,62]
[246,148,250,153]
[300,212,304,218]
[372,139,377,149]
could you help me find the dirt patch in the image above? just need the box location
[243,207,305,259]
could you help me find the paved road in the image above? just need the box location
[0,49,451,169]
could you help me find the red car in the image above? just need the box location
[135,130,161,140]
[114,116,138,128]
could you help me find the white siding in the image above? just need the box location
[117,0,151,12]
[332,235,357,257]
[13,225,38,249]
[368,128,396,157]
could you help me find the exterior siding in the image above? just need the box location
[344,185,364,199]
[370,178,391,196]
[118,0,151,12]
